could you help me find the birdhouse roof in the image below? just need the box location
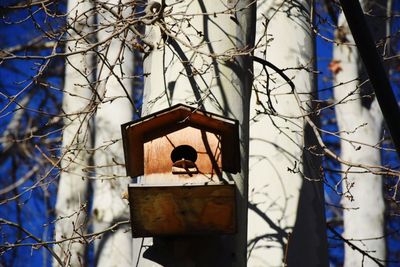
[121,104,240,177]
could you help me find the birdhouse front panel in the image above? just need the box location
[129,182,236,237]
[143,126,222,184]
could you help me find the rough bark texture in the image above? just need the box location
[134,0,255,266]
[247,1,328,266]
[333,9,386,267]
[53,1,95,265]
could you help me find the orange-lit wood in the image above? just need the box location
[144,127,221,175]
[128,183,236,237]
[121,104,240,177]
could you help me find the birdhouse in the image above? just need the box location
[121,104,240,237]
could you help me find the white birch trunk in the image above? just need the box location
[248,0,327,266]
[135,0,254,266]
[333,12,386,267]
[54,1,95,265]
[91,1,134,266]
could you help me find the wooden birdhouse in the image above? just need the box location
[121,104,240,237]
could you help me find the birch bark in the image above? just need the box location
[54,1,95,265]
[134,0,255,266]
[91,1,134,266]
[333,9,386,266]
[248,1,328,265]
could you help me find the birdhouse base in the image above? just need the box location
[128,182,236,237]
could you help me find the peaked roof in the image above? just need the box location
[121,104,240,177]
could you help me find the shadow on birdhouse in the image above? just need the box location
[121,104,240,237]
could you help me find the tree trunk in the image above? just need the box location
[333,4,386,266]
[91,1,134,266]
[248,0,328,266]
[134,0,255,266]
[54,0,96,265]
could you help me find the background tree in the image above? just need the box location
[55,0,135,265]
[248,0,328,266]
[54,1,95,265]
[90,1,134,266]
[332,1,386,265]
